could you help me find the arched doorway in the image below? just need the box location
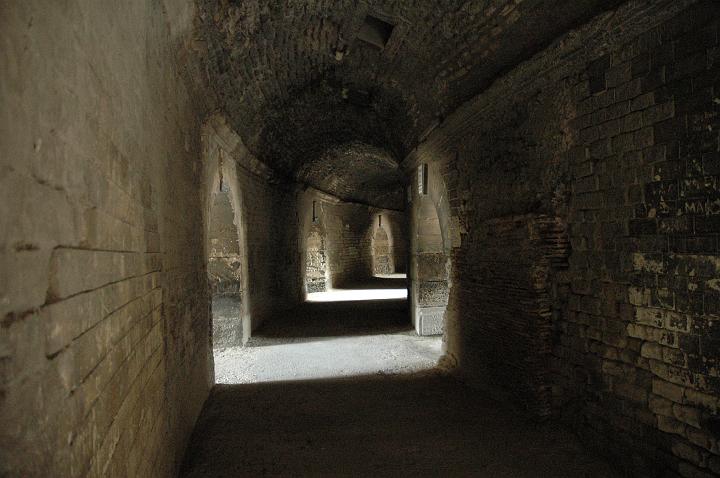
[410,163,450,336]
[372,216,394,275]
[208,178,244,348]
[305,226,328,293]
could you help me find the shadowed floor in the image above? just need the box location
[180,371,617,477]
[186,278,618,477]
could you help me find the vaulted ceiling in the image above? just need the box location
[197,0,620,209]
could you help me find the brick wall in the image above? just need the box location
[406,0,719,475]
[451,215,569,416]
[559,5,720,475]
[0,1,210,476]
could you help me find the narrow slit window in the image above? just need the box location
[418,163,429,195]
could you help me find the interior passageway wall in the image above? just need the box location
[407,1,720,475]
[0,1,212,476]
[385,212,409,275]
[3,1,719,478]
[372,221,394,275]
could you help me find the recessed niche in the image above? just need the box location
[357,15,394,49]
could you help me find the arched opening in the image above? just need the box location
[305,226,328,293]
[208,178,244,348]
[410,163,450,337]
[371,216,394,276]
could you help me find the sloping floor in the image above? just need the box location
[182,278,618,477]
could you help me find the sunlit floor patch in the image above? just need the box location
[306,287,407,302]
[215,277,432,384]
[215,332,441,384]
[374,272,407,279]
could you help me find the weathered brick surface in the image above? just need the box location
[1,1,210,476]
[450,214,570,416]
[406,0,719,475]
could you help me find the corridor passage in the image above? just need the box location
[182,279,618,477]
[214,277,441,384]
[5,3,719,476]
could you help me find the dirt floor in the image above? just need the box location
[182,278,618,477]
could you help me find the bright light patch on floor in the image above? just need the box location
[307,288,407,302]
[215,333,441,384]
[215,279,430,385]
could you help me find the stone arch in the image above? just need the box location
[410,162,452,336]
[298,191,333,296]
[305,224,329,293]
[203,129,252,347]
[371,215,394,275]
[207,178,243,348]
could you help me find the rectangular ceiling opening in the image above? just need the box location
[357,15,394,49]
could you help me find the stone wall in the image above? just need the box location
[0,1,211,476]
[305,228,329,293]
[406,0,719,475]
[556,5,720,475]
[451,215,570,416]
[372,226,393,275]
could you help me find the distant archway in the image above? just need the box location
[410,163,451,336]
[207,178,245,348]
[372,217,394,275]
[305,226,328,293]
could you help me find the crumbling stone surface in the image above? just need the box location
[207,189,242,296]
[207,187,243,348]
[305,228,328,292]
[371,228,392,275]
